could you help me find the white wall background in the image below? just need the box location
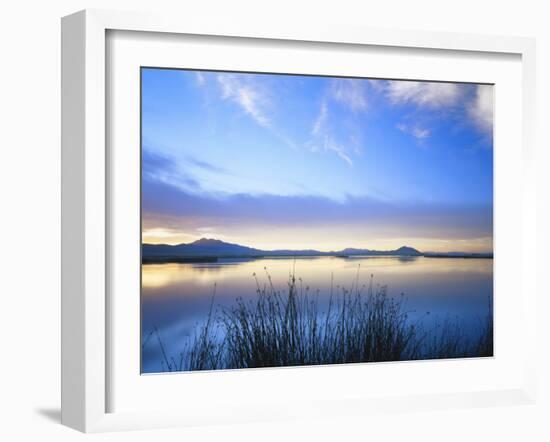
[0,1,548,440]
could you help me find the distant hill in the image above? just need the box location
[142,238,263,257]
[339,246,422,257]
[142,238,423,259]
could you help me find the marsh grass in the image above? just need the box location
[146,267,493,372]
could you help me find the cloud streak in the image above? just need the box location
[195,72,205,86]
[142,147,233,195]
[324,135,353,166]
[310,100,355,166]
[216,74,271,127]
[384,80,493,140]
[468,85,494,136]
[330,79,368,112]
[143,177,493,239]
[396,123,431,142]
[310,103,353,165]
[386,81,462,108]
[312,101,328,137]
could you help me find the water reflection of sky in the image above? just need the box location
[141,256,493,373]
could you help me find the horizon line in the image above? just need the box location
[141,237,493,255]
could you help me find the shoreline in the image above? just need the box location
[142,253,493,264]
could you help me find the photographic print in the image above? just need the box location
[141,68,493,374]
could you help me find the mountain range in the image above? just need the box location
[141,238,494,263]
[142,238,425,259]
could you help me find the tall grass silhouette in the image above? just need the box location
[146,267,493,372]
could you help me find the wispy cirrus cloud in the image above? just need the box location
[194,73,297,149]
[184,155,228,174]
[216,74,271,128]
[195,72,205,86]
[384,80,493,141]
[323,136,353,166]
[385,81,462,108]
[310,101,353,166]
[330,79,368,112]
[312,101,328,137]
[142,148,201,192]
[396,123,431,142]
[308,78,372,166]
[143,146,233,195]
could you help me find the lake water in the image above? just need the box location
[141,256,493,373]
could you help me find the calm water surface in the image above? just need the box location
[141,256,493,373]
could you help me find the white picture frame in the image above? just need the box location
[61,9,538,433]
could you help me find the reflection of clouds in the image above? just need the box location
[142,264,180,289]
[344,256,420,264]
[142,259,266,290]
[142,263,224,290]
[141,256,493,372]
[142,256,493,293]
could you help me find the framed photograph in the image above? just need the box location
[140,67,496,375]
[61,9,538,432]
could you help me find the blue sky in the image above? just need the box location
[141,68,493,252]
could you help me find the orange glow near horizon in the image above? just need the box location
[142,226,493,253]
